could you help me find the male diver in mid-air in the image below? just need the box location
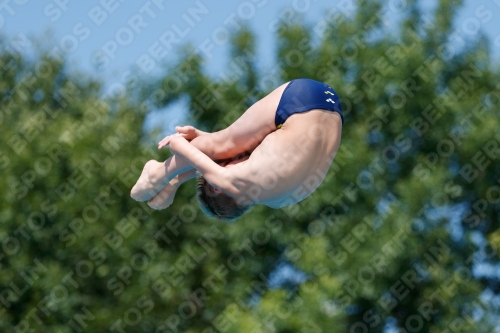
[131,78,344,220]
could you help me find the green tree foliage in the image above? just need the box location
[1,0,500,332]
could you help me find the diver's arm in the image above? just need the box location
[169,136,239,195]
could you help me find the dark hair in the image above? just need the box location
[196,174,252,221]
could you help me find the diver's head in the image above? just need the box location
[196,155,253,221]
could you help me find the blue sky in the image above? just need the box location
[2,0,500,135]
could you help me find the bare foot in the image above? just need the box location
[130,160,168,201]
[148,182,179,210]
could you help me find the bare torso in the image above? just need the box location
[225,84,343,208]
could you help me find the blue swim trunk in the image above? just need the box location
[275,78,343,129]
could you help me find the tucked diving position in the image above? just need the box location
[131,78,344,220]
